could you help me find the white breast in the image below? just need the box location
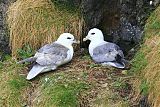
[59,46,73,66]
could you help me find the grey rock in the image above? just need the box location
[0,0,13,55]
[81,0,159,53]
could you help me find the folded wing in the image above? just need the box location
[35,43,69,66]
[27,43,70,80]
[92,43,123,62]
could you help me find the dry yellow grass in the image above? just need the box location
[7,0,83,58]
[132,6,160,107]
[143,36,160,107]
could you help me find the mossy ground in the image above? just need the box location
[0,58,30,107]
[0,48,131,107]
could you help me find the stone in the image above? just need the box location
[0,0,13,55]
[81,0,159,54]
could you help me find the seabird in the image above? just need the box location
[18,33,78,80]
[83,28,126,69]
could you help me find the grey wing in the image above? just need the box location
[37,42,64,53]
[92,43,124,63]
[37,44,51,53]
[35,43,69,66]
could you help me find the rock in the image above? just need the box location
[1,0,159,57]
[81,0,158,54]
[0,0,14,55]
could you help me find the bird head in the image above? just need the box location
[83,28,104,42]
[56,33,79,46]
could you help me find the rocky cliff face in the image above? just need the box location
[1,0,159,55]
[81,0,159,53]
[0,0,12,56]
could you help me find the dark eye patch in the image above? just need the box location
[91,33,95,35]
[67,37,72,39]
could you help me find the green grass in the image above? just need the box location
[17,44,35,59]
[8,76,29,91]
[150,21,160,29]
[51,0,79,13]
[39,72,90,107]
[128,48,149,96]
[129,51,148,75]
[0,59,30,107]
[112,79,127,89]
[0,57,91,107]
[0,61,3,69]
[130,6,160,106]
[140,80,149,96]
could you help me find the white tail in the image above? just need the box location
[26,64,45,80]
[102,62,125,69]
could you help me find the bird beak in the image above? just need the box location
[83,36,89,41]
[73,39,80,44]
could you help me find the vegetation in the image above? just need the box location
[0,58,30,107]
[39,73,89,107]
[7,0,83,58]
[130,6,160,107]
[2,0,160,106]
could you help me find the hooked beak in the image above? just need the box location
[83,36,89,41]
[73,39,80,44]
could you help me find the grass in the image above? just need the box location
[17,44,35,59]
[139,80,149,96]
[131,6,160,107]
[4,1,160,106]
[92,85,129,107]
[112,78,128,89]
[0,51,130,107]
[39,73,89,107]
[0,58,30,107]
[145,8,160,29]
[7,0,83,58]
[0,56,91,107]
[52,0,79,13]
[129,51,148,75]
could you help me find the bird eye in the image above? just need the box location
[67,37,72,39]
[91,33,95,35]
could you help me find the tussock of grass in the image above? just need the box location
[132,6,160,107]
[0,58,30,106]
[7,0,83,58]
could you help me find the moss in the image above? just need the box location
[39,72,90,107]
[129,51,148,75]
[0,59,30,106]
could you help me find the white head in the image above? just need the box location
[83,28,104,42]
[56,33,78,46]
